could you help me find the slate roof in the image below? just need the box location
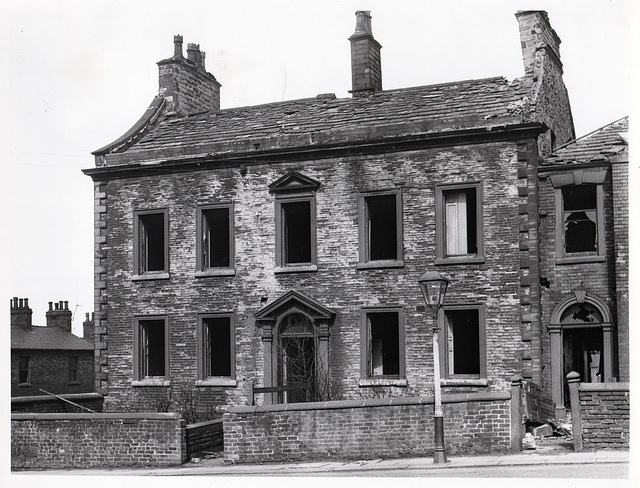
[544,116,628,165]
[11,325,93,351]
[96,76,534,163]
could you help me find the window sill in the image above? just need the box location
[132,379,171,387]
[441,378,488,387]
[359,378,407,387]
[556,255,605,265]
[132,272,170,281]
[195,379,237,387]
[18,383,31,388]
[275,264,318,274]
[357,260,405,270]
[435,256,484,266]
[195,268,236,278]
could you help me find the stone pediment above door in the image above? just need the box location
[255,290,336,328]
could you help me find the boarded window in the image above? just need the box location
[282,201,312,265]
[445,309,480,376]
[365,194,398,261]
[68,356,79,383]
[367,312,399,376]
[562,185,597,253]
[140,319,166,377]
[203,316,232,377]
[201,207,231,269]
[18,356,30,384]
[444,188,477,256]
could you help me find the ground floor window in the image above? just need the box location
[361,308,405,379]
[440,305,486,379]
[134,317,169,380]
[198,313,235,380]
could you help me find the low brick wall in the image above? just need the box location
[11,412,186,469]
[11,393,104,413]
[224,392,512,463]
[579,383,629,449]
[186,419,223,458]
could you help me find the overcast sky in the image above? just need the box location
[1,0,635,336]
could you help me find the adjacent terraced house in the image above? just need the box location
[83,10,628,421]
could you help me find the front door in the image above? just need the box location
[563,327,603,406]
[277,313,317,403]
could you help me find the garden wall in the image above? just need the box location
[224,392,513,463]
[11,392,104,413]
[11,412,186,469]
[579,383,630,449]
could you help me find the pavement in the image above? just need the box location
[12,442,630,477]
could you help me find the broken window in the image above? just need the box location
[359,191,403,266]
[276,196,316,268]
[134,210,168,275]
[363,310,403,378]
[443,308,483,378]
[135,318,167,379]
[562,185,597,254]
[18,356,30,384]
[202,316,233,377]
[68,356,79,383]
[197,205,234,272]
[436,183,483,263]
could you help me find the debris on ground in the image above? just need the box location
[522,432,537,450]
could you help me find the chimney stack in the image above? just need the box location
[46,300,72,333]
[515,10,563,79]
[349,11,382,96]
[10,297,32,330]
[158,35,221,116]
[83,312,95,343]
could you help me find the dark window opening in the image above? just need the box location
[202,208,230,268]
[141,319,166,377]
[282,201,311,264]
[366,195,397,261]
[204,317,232,377]
[68,356,79,383]
[445,309,480,376]
[562,185,597,253]
[139,213,165,272]
[18,356,30,384]
[368,312,399,376]
[444,188,477,256]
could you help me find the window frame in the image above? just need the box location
[133,208,169,280]
[196,203,236,277]
[555,184,605,264]
[18,355,30,386]
[359,307,406,386]
[196,312,237,387]
[357,189,404,269]
[438,304,486,382]
[68,355,79,384]
[274,194,317,273]
[435,182,484,265]
[133,316,170,386]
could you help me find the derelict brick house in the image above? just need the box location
[83,10,625,418]
[11,298,94,398]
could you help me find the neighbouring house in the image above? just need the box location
[82,9,627,423]
[11,298,95,398]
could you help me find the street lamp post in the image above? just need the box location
[418,271,449,464]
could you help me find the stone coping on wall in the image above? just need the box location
[578,382,629,392]
[229,391,510,414]
[186,418,223,430]
[12,412,181,421]
[11,392,103,404]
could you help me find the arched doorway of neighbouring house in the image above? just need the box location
[549,292,614,418]
[276,312,317,403]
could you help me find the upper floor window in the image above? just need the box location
[197,313,236,386]
[18,356,30,385]
[196,204,235,276]
[68,356,79,384]
[133,317,169,384]
[436,182,483,264]
[133,209,169,279]
[549,169,607,264]
[270,172,320,273]
[358,190,403,269]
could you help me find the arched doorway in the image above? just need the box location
[277,312,317,403]
[549,292,614,418]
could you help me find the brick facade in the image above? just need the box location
[578,383,630,449]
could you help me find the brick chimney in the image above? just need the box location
[157,35,221,116]
[83,312,95,343]
[515,10,563,79]
[349,11,382,96]
[46,300,72,333]
[11,297,32,330]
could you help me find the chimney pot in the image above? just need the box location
[49,301,53,311]
[19,298,24,308]
[354,11,373,35]
[64,301,69,310]
[10,296,33,330]
[173,34,184,58]
[349,10,382,96]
